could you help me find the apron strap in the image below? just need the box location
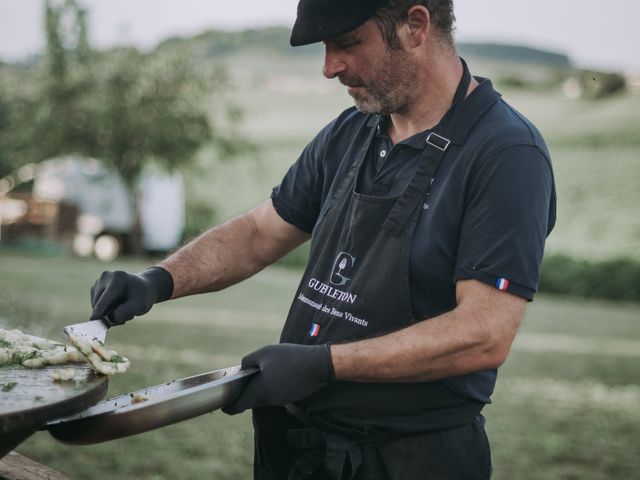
[285,403,369,480]
[286,428,324,479]
[382,58,474,236]
[381,133,450,235]
[287,428,365,480]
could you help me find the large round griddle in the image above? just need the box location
[0,364,108,457]
[46,366,257,445]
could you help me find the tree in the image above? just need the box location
[87,47,213,187]
[0,0,99,180]
[0,79,13,178]
[0,66,42,179]
[2,0,240,253]
[35,0,92,158]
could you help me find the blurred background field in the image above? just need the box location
[2,26,640,266]
[191,47,640,261]
[1,250,639,479]
[1,1,639,478]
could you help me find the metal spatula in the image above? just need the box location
[63,319,108,345]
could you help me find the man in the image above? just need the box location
[90,0,556,478]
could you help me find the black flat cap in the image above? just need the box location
[291,0,389,47]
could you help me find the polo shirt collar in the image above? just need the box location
[365,77,501,149]
[373,116,431,150]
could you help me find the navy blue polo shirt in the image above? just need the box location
[272,77,556,403]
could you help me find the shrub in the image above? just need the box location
[540,254,640,302]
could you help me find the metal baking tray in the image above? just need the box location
[45,365,257,445]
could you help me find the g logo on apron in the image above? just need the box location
[330,252,356,286]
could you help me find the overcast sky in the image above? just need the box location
[1,0,638,72]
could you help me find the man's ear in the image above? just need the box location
[405,5,430,47]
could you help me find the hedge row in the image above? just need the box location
[279,248,640,303]
[539,253,640,302]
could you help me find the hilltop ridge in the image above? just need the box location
[156,27,572,68]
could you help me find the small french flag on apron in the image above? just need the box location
[496,277,510,291]
[308,322,320,337]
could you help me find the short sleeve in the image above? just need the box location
[271,120,336,233]
[455,145,556,300]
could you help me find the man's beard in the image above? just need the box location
[340,49,415,115]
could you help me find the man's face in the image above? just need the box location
[323,20,416,115]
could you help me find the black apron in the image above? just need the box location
[255,60,495,480]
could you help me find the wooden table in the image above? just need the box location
[0,365,107,458]
[0,452,67,480]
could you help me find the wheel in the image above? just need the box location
[72,233,94,258]
[94,234,121,262]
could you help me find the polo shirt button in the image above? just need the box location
[380,150,387,158]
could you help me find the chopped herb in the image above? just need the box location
[12,350,41,364]
[35,395,44,402]
[0,339,11,348]
[110,355,126,364]
[1,382,18,392]
[11,353,24,364]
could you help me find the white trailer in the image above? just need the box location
[30,156,184,260]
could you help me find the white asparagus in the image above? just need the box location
[1,327,129,375]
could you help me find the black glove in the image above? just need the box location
[90,267,174,326]
[223,343,335,415]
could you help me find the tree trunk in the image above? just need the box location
[127,188,145,256]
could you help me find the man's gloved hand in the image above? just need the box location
[90,267,174,326]
[223,343,335,415]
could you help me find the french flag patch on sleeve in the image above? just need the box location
[308,323,321,337]
[496,277,510,291]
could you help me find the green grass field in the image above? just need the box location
[1,250,639,479]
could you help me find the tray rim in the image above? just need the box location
[44,365,257,444]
